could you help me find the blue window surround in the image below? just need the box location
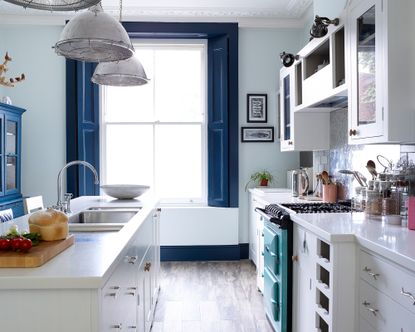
[66,22,238,208]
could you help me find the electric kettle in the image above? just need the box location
[292,169,310,197]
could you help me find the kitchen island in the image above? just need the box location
[0,195,160,332]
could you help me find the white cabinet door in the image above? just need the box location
[292,224,316,332]
[349,0,384,141]
[248,193,259,265]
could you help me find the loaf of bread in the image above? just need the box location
[28,208,68,241]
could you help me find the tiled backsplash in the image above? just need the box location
[313,108,413,198]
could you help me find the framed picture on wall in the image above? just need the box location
[241,127,274,142]
[247,94,267,123]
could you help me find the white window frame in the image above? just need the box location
[100,39,208,205]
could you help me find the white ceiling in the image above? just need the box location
[0,0,313,26]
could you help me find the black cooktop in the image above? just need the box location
[280,202,353,214]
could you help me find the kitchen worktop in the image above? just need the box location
[251,188,415,272]
[0,195,158,289]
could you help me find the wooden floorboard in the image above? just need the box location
[151,260,273,332]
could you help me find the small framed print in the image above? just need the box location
[247,94,267,123]
[241,127,274,143]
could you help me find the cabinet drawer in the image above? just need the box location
[360,250,415,315]
[359,279,415,332]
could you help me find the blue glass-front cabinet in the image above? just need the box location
[0,103,25,218]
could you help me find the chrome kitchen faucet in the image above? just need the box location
[56,160,99,213]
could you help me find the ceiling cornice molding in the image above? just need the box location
[0,14,305,29]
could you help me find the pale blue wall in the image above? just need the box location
[0,25,66,206]
[238,28,302,242]
[0,23,305,245]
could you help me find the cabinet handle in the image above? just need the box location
[261,232,264,237]
[349,129,357,136]
[128,326,137,330]
[362,301,379,316]
[111,323,123,330]
[292,255,298,262]
[400,287,415,305]
[288,141,293,145]
[110,286,120,290]
[107,292,117,298]
[126,292,135,296]
[126,256,138,264]
[363,266,380,280]
[144,262,151,271]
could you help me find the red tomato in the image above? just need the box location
[19,238,32,252]
[0,238,10,251]
[10,237,23,251]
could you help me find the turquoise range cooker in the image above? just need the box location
[256,205,293,332]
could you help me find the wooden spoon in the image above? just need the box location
[366,160,378,180]
[321,171,330,185]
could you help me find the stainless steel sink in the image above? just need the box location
[68,208,140,232]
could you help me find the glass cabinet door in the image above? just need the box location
[350,0,383,140]
[280,67,294,149]
[5,118,18,193]
[0,115,3,196]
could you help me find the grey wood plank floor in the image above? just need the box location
[151,260,273,332]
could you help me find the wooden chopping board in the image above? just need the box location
[0,235,74,268]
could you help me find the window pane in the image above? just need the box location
[105,124,153,186]
[104,50,155,123]
[155,125,202,199]
[154,47,204,122]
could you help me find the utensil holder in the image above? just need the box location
[322,184,337,203]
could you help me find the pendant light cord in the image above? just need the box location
[119,0,122,22]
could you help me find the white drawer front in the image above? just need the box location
[360,250,415,315]
[359,279,415,332]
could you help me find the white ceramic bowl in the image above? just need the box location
[100,184,150,199]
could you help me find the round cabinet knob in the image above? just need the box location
[349,129,357,136]
[292,255,298,262]
[288,141,293,145]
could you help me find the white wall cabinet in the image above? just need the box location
[348,0,415,144]
[279,48,330,152]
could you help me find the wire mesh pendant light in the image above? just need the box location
[91,0,149,86]
[54,4,134,62]
[3,0,100,11]
[92,56,149,86]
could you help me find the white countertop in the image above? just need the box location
[251,188,415,272]
[0,195,157,290]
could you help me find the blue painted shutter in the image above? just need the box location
[208,36,229,207]
[66,61,100,197]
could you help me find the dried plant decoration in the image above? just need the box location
[0,52,25,87]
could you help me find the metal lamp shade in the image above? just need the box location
[92,56,149,86]
[4,0,100,11]
[55,5,134,62]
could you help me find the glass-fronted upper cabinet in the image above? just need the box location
[0,103,25,217]
[6,119,18,193]
[280,66,294,151]
[349,0,384,141]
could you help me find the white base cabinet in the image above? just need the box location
[358,249,415,332]
[0,208,161,332]
[292,222,356,332]
[248,192,266,293]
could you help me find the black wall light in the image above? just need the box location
[310,15,340,38]
[280,52,300,67]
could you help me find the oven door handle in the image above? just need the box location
[254,208,272,221]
